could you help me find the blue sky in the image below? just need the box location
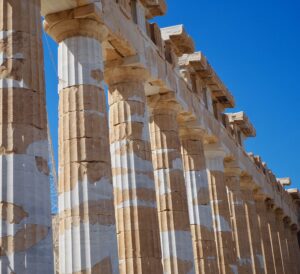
[43,0,300,210]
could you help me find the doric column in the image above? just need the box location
[282,217,297,274]
[239,176,265,273]
[44,5,119,274]
[179,129,218,274]
[147,93,195,274]
[274,209,291,274]
[204,145,237,274]
[224,165,254,273]
[288,225,300,274]
[0,0,54,272]
[254,195,276,274]
[265,199,284,274]
[105,66,163,274]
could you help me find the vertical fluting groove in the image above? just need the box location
[147,93,195,274]
[275,213,290,274]
[57,36,118,274]
[204,148,237,274]
[254,198,276,274]
[225,173,254,273]
[180,136,218,274]
[107,67,163,274]
[265,202,284,274]
[239,182,265,274]
[288,228,300,274]
[0,0,54,273]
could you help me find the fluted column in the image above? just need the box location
[254,195,276,274]
[224,166,254,273]
[44,5,119,274]
[204,145,237,274]
[179,129,218,274]
[282,217,297,273]
[274,210,290,274]
[265,200,284,274]
[105,66,163,274]
[0,0,54,272]
[147,93,195,274]
[239,176,265,273]
[288,225,300,274]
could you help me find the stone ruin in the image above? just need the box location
[0,0,299,273]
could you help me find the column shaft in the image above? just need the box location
[148,93,195,274]
[254,198,276,274]
[282,220,297,273]
[180,134,218,274]
[0,0,54,272]
[205,147,237,274]
[239,179,265,274]
[288,228,300,274]
[275,212,291,274]
[56,32,118,274]
[107,67,163,274]
[225,172,253,273]
[265,201,284,274]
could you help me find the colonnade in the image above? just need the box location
[43,3,300,273]
[0,1,299,274]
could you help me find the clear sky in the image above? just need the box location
[43,0,300,211]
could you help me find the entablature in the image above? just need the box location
[278,178,292,187]
[225,111,256,147]
[179,52,235,112]
[140,0,167,18]
[161,25,195,57]
[226,111,256,138]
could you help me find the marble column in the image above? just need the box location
[254,195,276,274]
[204,145,237,274]
[282,217,297,274]
[288,225,300,274]
[0,0,54,272]
[274,209,291,274]
[224,166,254,273]
[180,129,218,274]
[45,6,119,274]
[147,93,195,274]
[239,176,265,274]
[265,199,284,274]
[105,66,163,274]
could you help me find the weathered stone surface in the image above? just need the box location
[0,0,54,273]
[106,66,163,274]
[47,10,119,274]
[148,93,195,274]
[180,133,218,274]
[2,0,298,273]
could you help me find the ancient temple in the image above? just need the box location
[0,0,299,273]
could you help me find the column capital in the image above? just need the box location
[274,207,285,219]
[240,175,257,191]
[283,216,292,227]
[253,189,265,202]
[178,127,206,141]
[224,160,243,177]
[265,198,275,210]
[44,3,108,43]
[204,144,227,160]
[204,144,226,171]
[147,92,181,113]
[104,65,149,86]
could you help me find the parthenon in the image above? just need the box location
[0,0,299,273]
